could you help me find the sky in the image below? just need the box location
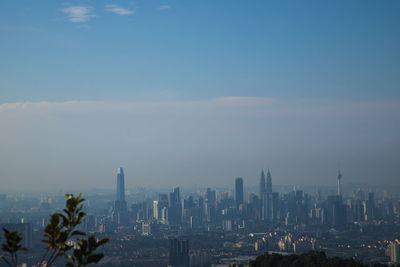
[0,0,399,191]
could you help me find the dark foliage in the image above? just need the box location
[1,194,108,267]
[249,251,392,267]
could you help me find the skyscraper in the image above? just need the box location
[206,188,216,205]
[169,238,189,267]
[260,169,273,222]
[169,187,182,225]
[116,167,125,202]
[259,169,266,199]
[367,192,375,220]
[259,169,266,220]
[153,200,159,220]
[390,242,400,263]
[337,170,342,197]
[114,167,127,224]
[266,169,272,194]
[235,177,244,206]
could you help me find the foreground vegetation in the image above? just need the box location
[243,251,398,267]
[0,194,108,267]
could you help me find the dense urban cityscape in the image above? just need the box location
[1,167,400,266]
[1,0,399,266]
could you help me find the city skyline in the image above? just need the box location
[1,1,400,266]
[2,165,399,266]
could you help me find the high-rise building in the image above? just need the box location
[390,242,400,263]
[169,187,182,225]
[266,169,272,194]
[367,192,375,220]
[260,169,273,222]
[153,200,159,220]
[235,177,244,206]
[116,167,125,202]
[262,193,273,222]
[114,167,127,224]
[206,188,216,205]
[259,169,266,200]
[272,192,279,222]
[327,195,346,226]
[169,238,189,267]
[260,169,267,221]
[161,206,169,225]
[337,170,342,197]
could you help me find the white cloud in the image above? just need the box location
[62,6,94,23]
[105,4,134,15]
[158,5,171,10]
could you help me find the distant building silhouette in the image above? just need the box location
[259,169,266,200]
[260,169,273,222]
[206,188,216,205]
[266,169,272,194]
[367,192,375,221]
[390,242,400,263]
[169,238,189,267]
[337,170,342,196]
[153,200,159,220]
[169,187,182,225]
[116,167,125,202]
[235,177,244,206]
[114,167,127,224]
[259,169,266,218]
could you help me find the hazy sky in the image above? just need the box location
[0,1,399,190]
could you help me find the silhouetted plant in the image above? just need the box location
[249,251,389,267]
[0,228,27,266]
[0,194,108,267]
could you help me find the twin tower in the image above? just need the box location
[259,169,275,222]
[260,168,272,197]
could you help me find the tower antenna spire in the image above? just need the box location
[337,169,342,197]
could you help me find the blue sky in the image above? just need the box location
[0,1,399,190]
[1,0,399,102]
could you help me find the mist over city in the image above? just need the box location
[1,0,399,266]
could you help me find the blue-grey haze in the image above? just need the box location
[0,98,399,190]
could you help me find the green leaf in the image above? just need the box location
[96,238,109,247]
[71,230,86,237]
[86,253,104,264]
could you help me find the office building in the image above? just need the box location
[390,242,400,263]
[169,238,189,267]
[153,200,159,220]
[235,177,244,206]
[114,167,127,224]
[266,169,272,194]
[169,187,182,225]
[259,169,266,200]
[116,167,125,202]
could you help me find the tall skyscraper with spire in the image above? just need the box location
[266,169,272,194]
[259,169,266,200]
[260,168,273,222]
[337,170,342,197]
[114,167,127,224]
[116,167,125,202]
